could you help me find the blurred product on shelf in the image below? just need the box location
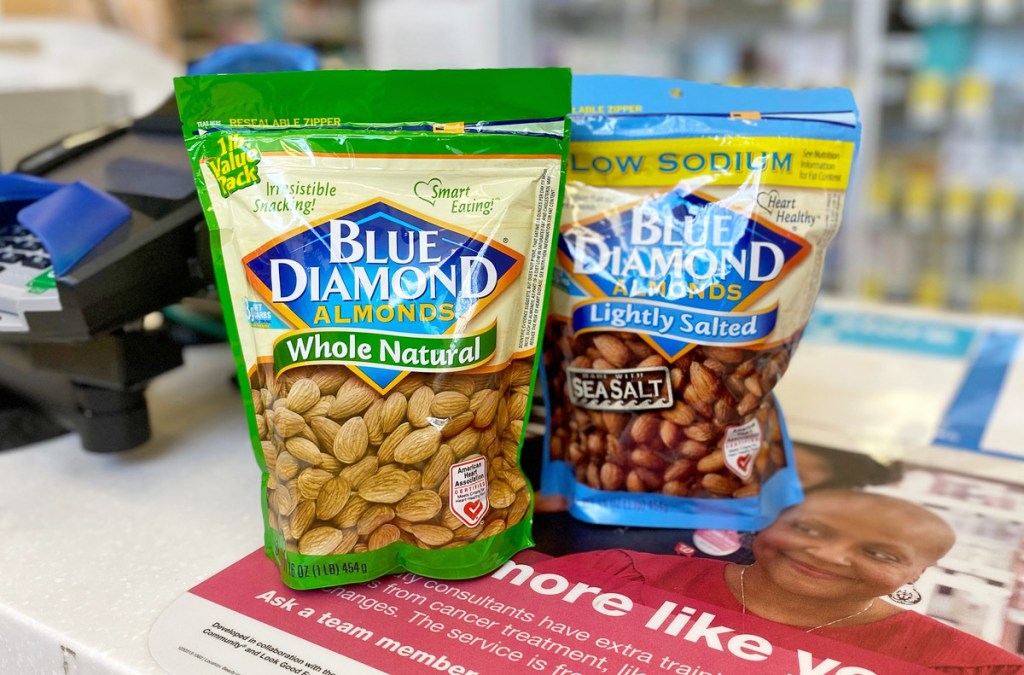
[7,0,1022,317]
[0,0,184,61]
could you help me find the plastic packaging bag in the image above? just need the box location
[542,75,860,530]
[176,68,571,587]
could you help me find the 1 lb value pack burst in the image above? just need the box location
[542,75,860,530]
[175,69,571,588]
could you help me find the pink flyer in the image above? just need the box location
[151,547,915,675]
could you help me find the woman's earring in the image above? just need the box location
[888,583,922,605]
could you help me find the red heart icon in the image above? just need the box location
[736,454,752,472]
[464,500,483,521]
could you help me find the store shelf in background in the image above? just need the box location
[173,0,361,65]
[166,0,1024,318]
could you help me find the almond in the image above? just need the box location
[251,388,265,415]
[296,467,333,500]
[659,420,682,447]
[430,391,470,417]
[358,470,412,503]
[422,444,454,490]
[316,476,351,520]
[333,417,369,464]
[702,346,746,363]
[637,354,667,368]
[592,334,629,367]
[697,450,726,473]
[629,414,660,443]
[689,361,719,402]
[356,504,396,536]
[380,392,408,433]
[662,480,688,496]
[368,523,402,550]
[261,440,279,468]
[299,527,346,555]
[670,367,684,389]
[664,459,695,482]
[311,367,348,395]
[469,389,500,428]
[625,338,654,359]
[317,453,342,473]
[683,384,713,417]
[329,379,379,419]
[630,448,666,470]
[600,462,624,490]
[635,466,664,490]
[377,422,411,465]
[309,416,341,450]
[394,427,442,464]
[408,524,454,547]
[434,374,477,399]
[507,391,529,422]
[273,408,306,438]
[290,500,316,539]
[407,386,434,427]
[362,399,387,445]
[395,490,443,522]
[733,482,761,498]
[744,374,764,397]
[276,451,300,480]
[340,456,379,489]
[332,495,369,529]
[679,440,709,459]
[661,402,696,426]
[488,480,516,509]
[302,396,332,420]
[506,490,531,526]
[474,519,506,541]
[509,359,533,386]
[440,410,475,438]
[702,473,739,495]
[392,373,427,397]
[500,469,527,492]
[272,485,296,516]
[331,529,359,555]
[703,358,726,376]
[405,469,422,491]
[737,393,760,416]
[684,422,715,442]
[285,437,323,465]
[285,378,321,413]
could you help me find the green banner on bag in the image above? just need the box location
[273,323,498,374]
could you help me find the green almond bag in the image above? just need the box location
[175,68,571,588]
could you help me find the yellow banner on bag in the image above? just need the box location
[568,137,855,189]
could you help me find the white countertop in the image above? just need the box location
[1,299,1022,674]
[0,343,261,675]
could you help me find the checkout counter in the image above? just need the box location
[0,297,1022,672]
[0,342,259,673]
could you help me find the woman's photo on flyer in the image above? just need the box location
[533,485,1024,674]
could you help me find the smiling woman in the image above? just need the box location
[736,489,956,629]
[533,490,1024,674]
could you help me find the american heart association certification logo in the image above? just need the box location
[723,418,760,482]
[449,456,489,527]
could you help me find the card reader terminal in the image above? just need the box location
[0,97,213,452]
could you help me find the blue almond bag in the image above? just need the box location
[541,75,861,530]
